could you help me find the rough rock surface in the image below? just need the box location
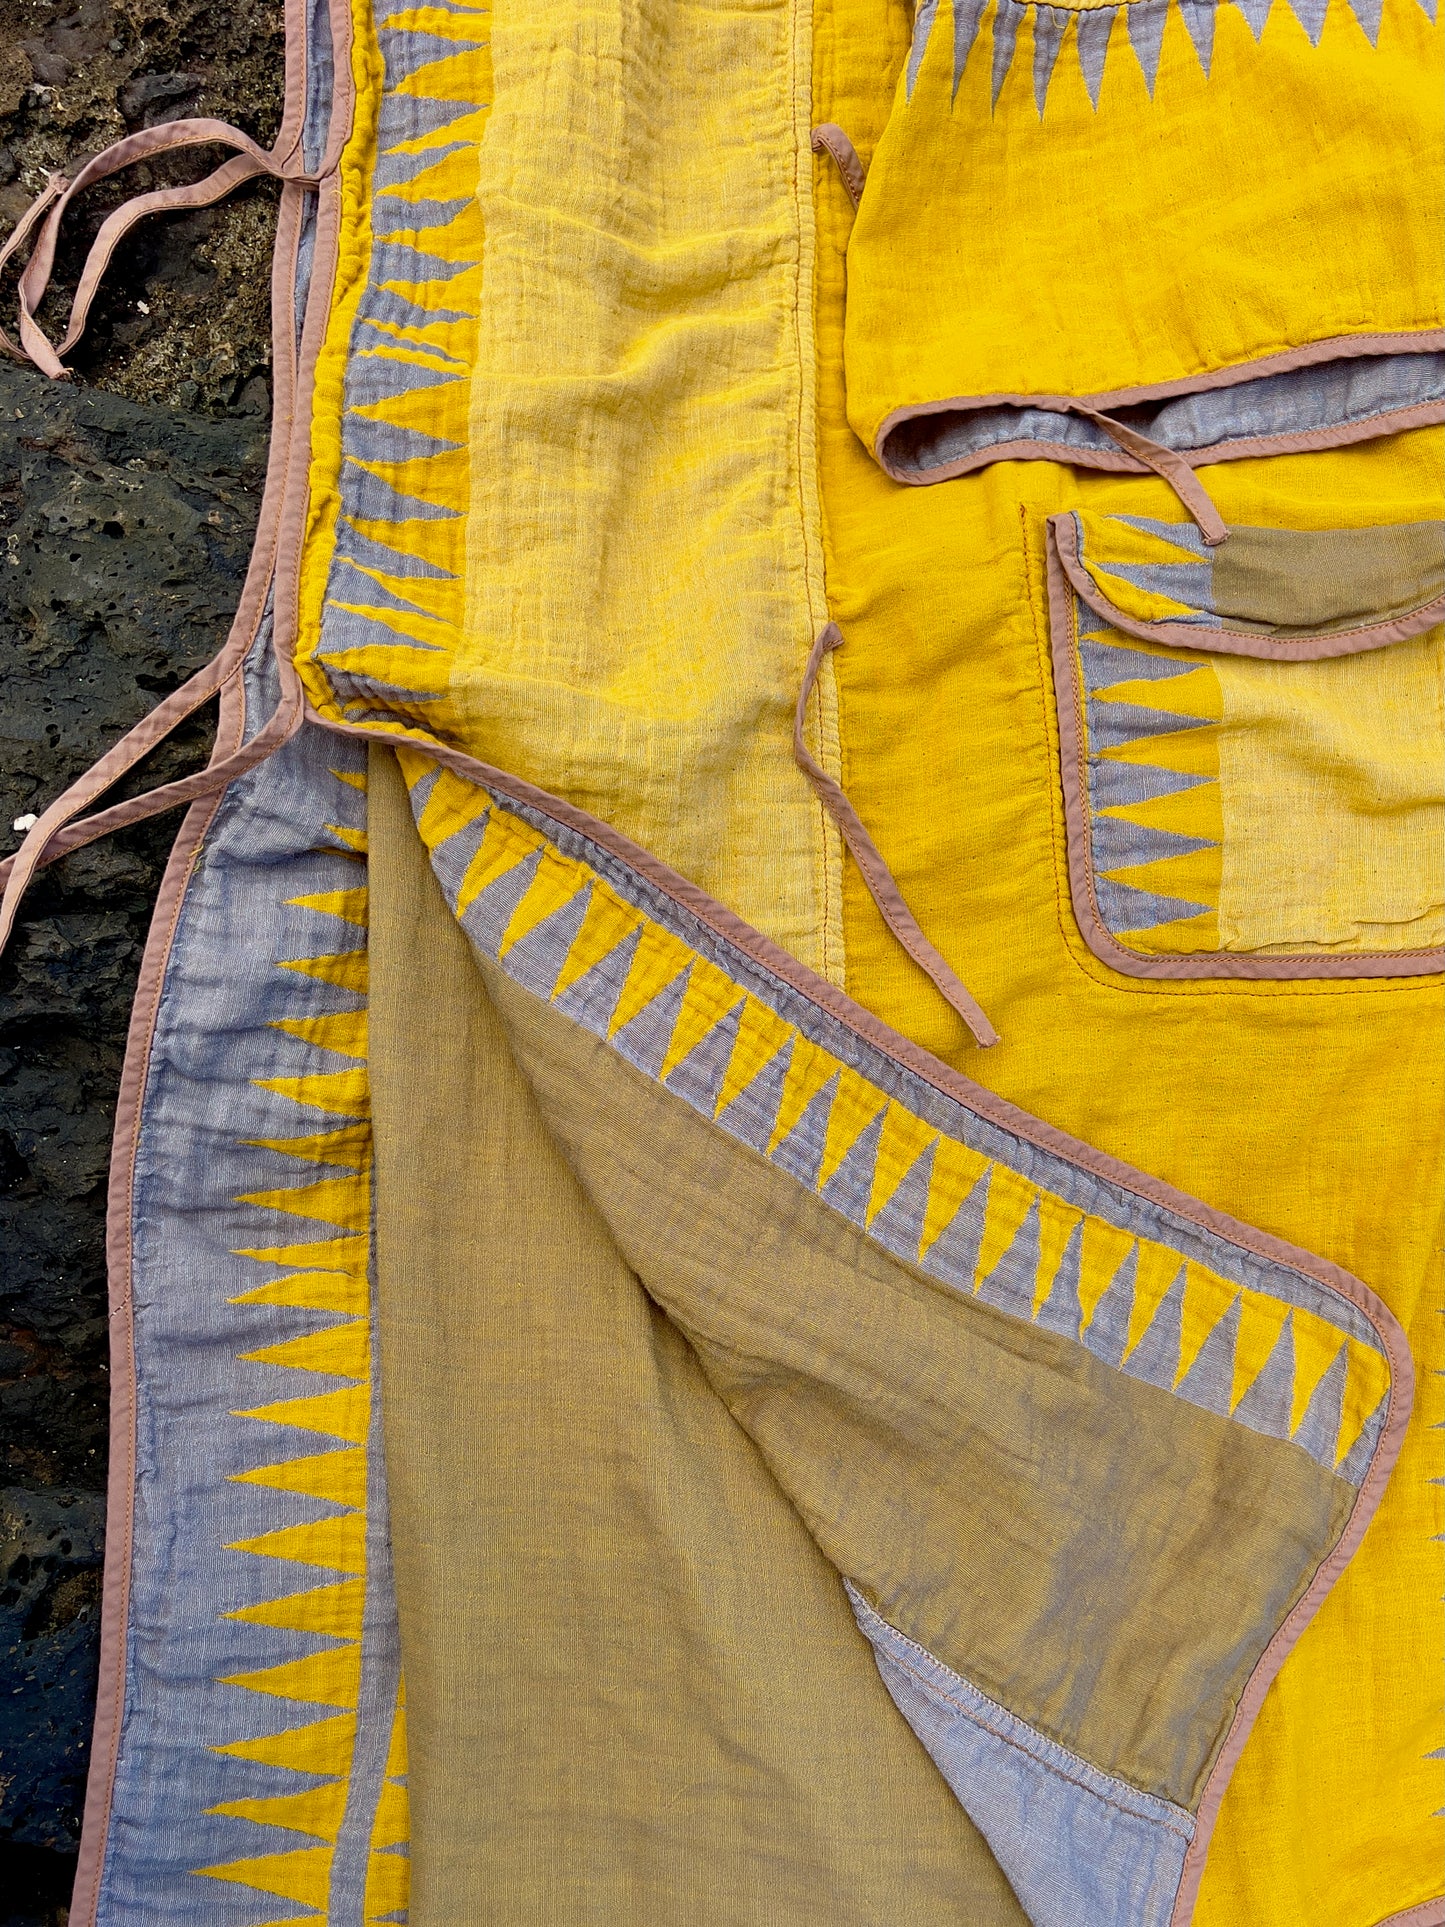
[0,0,279,1913]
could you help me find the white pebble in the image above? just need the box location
[12,814,38,833]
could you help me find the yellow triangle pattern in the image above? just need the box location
[230,1266,369,1316]
[237,1178,371,1233]
[973,1167,1039,1291]
[1097,663,1223,723]
[219,1644,362,1711]
[1176,1271,1238,1385]
[1288,1310,1352,1436]
[395,756,1391,1586]
[1103,720,1221,784]
[1081,619,1227,952]
[767,1035,841,1157]
[365,1684,412,1919]
[280,948,369,995]
[214,1712,356,1778]
[1103,842,1223,911]
[195,1845,333,1909]
[323,822,369,857]
[207,1776,350,1843]
[364,1846,411,1922]
[203,752,387,1914]
[1076,1218,1140,1333]
[1030,1199,1083,1317]
[551,885,643,1003]
[226,1578,368,1642]
[1336,1335,1392,1466]
[457,807,547,916]
[1098,777,1224,851]
[865,1107,937,1228]
[241,1318,371,1381]
[232,1447,369,1510]
[716,996,792,1119]
[235,1384,371,1446]
[270,1008,370,1060]
[235,1232,370,1270]
[228,1514,368,1576]
[1084,519,1209,570]
[253,1067,371,1119]
[817,1068,888,1192]
[1123,1244,1186,1359]
[287,888,369,928]
[245,1122,373,1170]
[918,1138,992,1261]
[499,850,589,959]
[294,0,490,798]
[659,969,742,1084]
[408,761,493,848]
[607,925,693,1040]
[1229,1297,1292,1411]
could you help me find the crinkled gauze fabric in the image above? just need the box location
[7,0,1439,1922]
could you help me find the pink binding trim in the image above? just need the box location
[794,623,998,1047]
[1072,409,1228,546]
[1043,532,1445,983]
[0,654,305,956]
[1053,512,1445,662]
[307,710,1403,1326]
[1372,1903,1445,1927]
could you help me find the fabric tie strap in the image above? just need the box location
[0,643,304,960]
[793,623,1000,1048]
[1072,406,1230,547]
[0,116,322,378]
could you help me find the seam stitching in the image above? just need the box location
[850,1591,1196,1839]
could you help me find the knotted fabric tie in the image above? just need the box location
[793,623,1000,1048]
[0,117,323,378]
[0,643,305,961]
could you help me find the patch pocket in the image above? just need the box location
[1044,510,1445,978]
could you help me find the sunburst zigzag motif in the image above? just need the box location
[192,760,411,1926]
[1075,605,1225,944]
[399,754,1392,1488]
[313,0,493,735]
[906,0,1436,111]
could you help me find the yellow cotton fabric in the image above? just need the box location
[286,0,1445,1913]
[297,0,846,980]
[812,0,1445,1921]
[844,0,1444,446]
[1214,636,1445,953]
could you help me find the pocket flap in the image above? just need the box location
[1052,511,1445,659]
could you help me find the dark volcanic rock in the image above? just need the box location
[0,0,279,1903]
[0,1489,105,1858]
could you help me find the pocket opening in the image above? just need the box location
[878,345,1445,488]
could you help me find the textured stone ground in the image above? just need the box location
[0,2,279,1913]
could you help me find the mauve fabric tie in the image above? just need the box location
[793,623,1000,1048]
[1072,406,1230,546]
[0,643,305,961]
[0,117,324,378]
